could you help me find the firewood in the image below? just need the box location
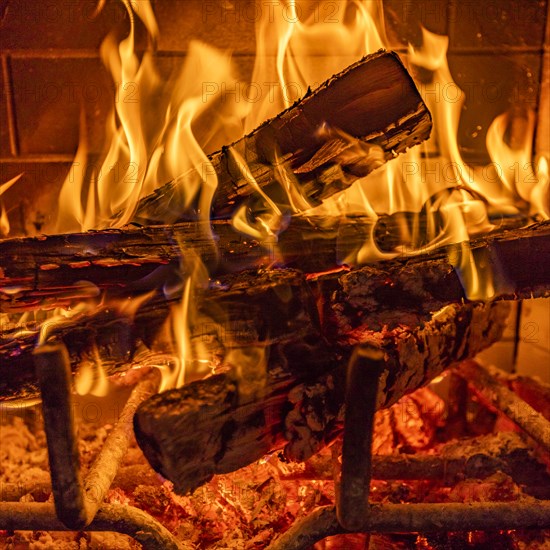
[0,216,546,313]
[133,300,511,495]
[127,50,432,224]
[0,267,328,401]
[313,219,550,330]
[1,221,549,401]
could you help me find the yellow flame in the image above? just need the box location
[113,289,157,320]
[0,174,23,237]
[38,302,95,346]
[0,173,22,197]
[55,1,248,233]
[0,203,9,237]
[156,277,192,392]
[74,345,112,397]
[531,156,550,218]
[152,248,214,392]
[246,0,387,131]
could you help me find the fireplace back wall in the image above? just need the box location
[0,0,548,381]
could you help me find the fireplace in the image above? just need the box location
[1,0,550,548]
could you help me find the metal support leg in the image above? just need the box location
[336,344,385,531]
[34,343,87,529]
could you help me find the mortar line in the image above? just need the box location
[1,55,19,157]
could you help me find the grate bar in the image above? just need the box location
[0,502,186,550]
[267,501,550,550]
[337,345,385,531]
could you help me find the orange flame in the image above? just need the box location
[45,0,548,397]
[0,174,23,237]
[74,344,112,397]
[55,1,247,233]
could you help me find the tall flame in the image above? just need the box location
[55,1,246,233]
[40,0,549,396]
[246,0,387,131]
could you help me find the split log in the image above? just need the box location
[133,300,510,495]
[127,50,431,224]
[1,221,550,401]
[0,216,547,313]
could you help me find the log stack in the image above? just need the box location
[1,50,548,498]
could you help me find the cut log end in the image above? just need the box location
[133,300,511,495]
[129,50,431,224]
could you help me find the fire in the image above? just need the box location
[532,156,550,218]
[156,278,192,392]
[245,0,388,131]
[27,0,549,393]
[55,1,246,233]
[74,344,111,397]
[0,174,23,237]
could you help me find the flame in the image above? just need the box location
[74,344,112,397]
[40,0,549,400]
[156,277,192,392]
[113,289,157,320]
[152,249,214,392]
[0,174,23,237]
[245,0,387,131]
[55,1,247,233]
[0,203,9,237]
[38,302,95,346]
[531,156,550,218]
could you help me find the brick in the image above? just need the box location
[449,0,548,50]
[10,57,113,155]
[154,0,256,54]
[383,0,449,49]
[0,0,147,51]
[0,162,72,236]
[447,53,542,162]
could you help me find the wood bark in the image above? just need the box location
[1,221,550,401]
[0,216,546,313]
[133,300,511,495]
[126,50,432,224]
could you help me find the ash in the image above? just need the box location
[1,385,549,549]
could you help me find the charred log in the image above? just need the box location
[127,50,431,224]
[0,217,547,313]
[1,221,550,401]
[133,301,510,495]
[0,268,314,401]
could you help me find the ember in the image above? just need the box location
[1,0,549,548]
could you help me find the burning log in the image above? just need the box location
[133,300,510,495]
[127,50,432,224]
[0,267,320,401]
[1,222,550,401]
[0,216,548,313]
